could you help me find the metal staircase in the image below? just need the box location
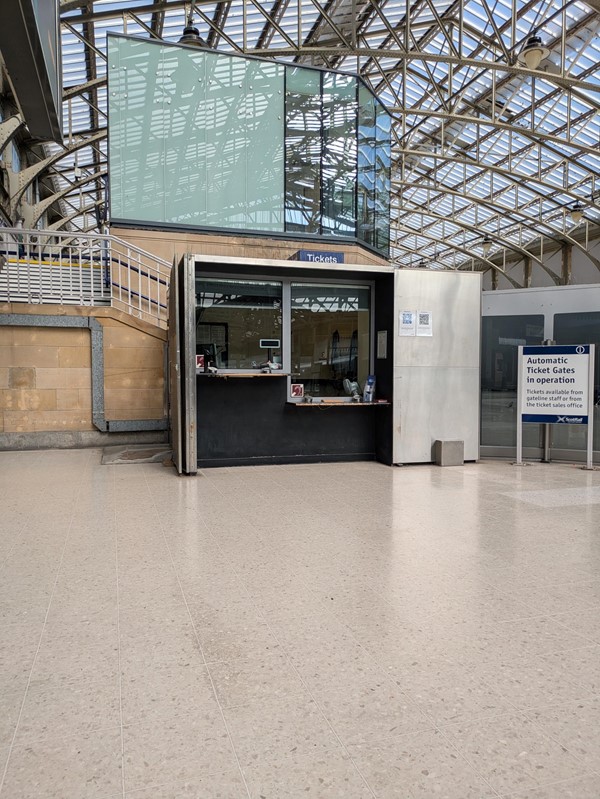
[0,228,170,328]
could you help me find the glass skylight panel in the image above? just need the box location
[403,79,429,106]
[441,163,468,185]
[468,181,493,200]
[93,0,140,11]
[405,188,430,206]
[573,127,600,149]
[432,195,455,215]
[47,0,600,244]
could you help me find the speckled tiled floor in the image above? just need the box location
[1,449,600,798]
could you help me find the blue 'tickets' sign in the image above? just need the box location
[295,250,345,264]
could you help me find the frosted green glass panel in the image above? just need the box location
[322,72,357,237]
[108,37,167,223]
[357,85,376,250]
[108,36,285,232]
[285,67,322,233]
[374,102,391,254]
[108,35,391,255]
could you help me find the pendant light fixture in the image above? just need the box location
[519,32,549,70]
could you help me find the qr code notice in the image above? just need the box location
[402,313,413,325]
[419,313,430,325]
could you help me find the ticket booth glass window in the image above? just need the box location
[291,284,370,397]
[196,279,282,369]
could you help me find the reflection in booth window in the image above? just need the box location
[195,279,282,370]
[291,284,370,398]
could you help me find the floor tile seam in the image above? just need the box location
[0,475,76,576]
[213,529,461,714]
[465,579,581,616]
[520,647,600,695]
[198,483,381,799]
[141,472,253,799]
[494,770,600,798]
[0,522,34,576]
[484,677,599,716]
[443,616,599,653]
[239,569,431,700]
[214,614,381,799]
[411,683,528,731]
[437,706,596,794]
[431,717,516,799]
[517,700,600,768]
[541,642,600,664]
[11,721,123,750]
[548,609,600,639]
[120,777,232,797]
[112,468,126,799]
[0,462,93,798]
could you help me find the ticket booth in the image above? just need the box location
[170,254,396,471]
[169,255,481,474]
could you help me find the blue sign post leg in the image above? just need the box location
[585,344,595,470]
[516,345,523,465]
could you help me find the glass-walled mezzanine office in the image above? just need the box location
[482,287,600,459]
[107,35,391,257]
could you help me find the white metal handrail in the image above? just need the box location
[0,228,170,328]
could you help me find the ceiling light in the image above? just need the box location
[179,12,207,48]
[519,32,549,71]
[570,201,584,225]
[482,236,492,257]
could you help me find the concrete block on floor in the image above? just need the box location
[434,439,464,466]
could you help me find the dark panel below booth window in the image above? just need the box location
[373,275,394,465]
[196,377,378,467]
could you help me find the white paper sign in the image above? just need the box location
[416,311,433,337]
[399,310,416,336]
[519,345,590,423]
[377,330,387,359]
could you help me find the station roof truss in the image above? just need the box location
[16,0,600,281]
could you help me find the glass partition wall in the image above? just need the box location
[196,279,282,369]
[108,35,391,257]
[481,302,600,458]
[481,315,544,449]
[553,312,600,452]
[196,275,372,399]
[291,285,370,397]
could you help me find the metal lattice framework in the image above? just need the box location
[9,0,600,282]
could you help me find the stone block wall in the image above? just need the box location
[0,326,93,433]
[103,319,165,421]
[0,306,166,437]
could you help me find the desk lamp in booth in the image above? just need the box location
[343,378,362,402]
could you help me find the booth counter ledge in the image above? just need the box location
[196,371,289,378]
[287,400,391,407]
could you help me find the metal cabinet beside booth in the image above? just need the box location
[392,270,481,465]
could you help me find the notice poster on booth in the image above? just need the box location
[519,345,591,424]
[399,310,416,336]
[416,311,433,337]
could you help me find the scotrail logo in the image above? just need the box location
[556,416,584,423]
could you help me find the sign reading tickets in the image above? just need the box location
[520,345,591,424]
